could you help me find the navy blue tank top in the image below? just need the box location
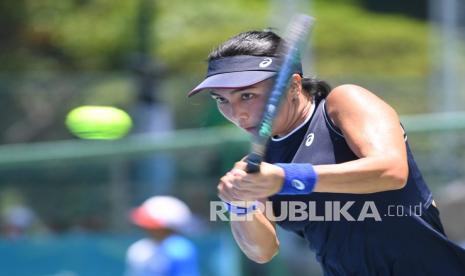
[265,99,465,275]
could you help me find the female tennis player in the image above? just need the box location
[188,30,465,275]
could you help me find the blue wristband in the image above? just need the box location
[223,201,258,215]
[275,163,317,195]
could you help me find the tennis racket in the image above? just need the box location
[246,14,315,173]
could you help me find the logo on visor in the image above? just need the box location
[259,58,273,68]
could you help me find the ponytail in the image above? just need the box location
[301,77,331,103]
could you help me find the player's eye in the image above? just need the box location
[241,93,255,101]
[211,95,228,104]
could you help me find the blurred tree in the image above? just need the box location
[0,0,429,75]
[0,0,432,143]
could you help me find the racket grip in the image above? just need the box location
[246,153,263,173]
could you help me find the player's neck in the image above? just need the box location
[272,100,314,141]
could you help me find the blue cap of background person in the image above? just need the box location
[188,55,302,97]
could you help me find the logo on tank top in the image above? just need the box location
[305,133,315,146]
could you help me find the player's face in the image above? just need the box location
[209,78,297,136]
[209,79,274,135]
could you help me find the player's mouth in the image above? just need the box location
[244,127,257,134]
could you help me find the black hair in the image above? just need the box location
[208,30,331,102]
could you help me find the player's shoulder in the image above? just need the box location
[325,84,389,114]
[327,84,374,102]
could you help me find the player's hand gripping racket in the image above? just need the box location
[246,14,315,173]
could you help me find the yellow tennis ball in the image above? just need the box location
[66,106,133,140]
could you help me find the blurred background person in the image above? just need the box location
[125,196,200,276]
[0,189,49,240]
[1,204,37,239]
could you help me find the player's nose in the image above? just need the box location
[231,103,249,123]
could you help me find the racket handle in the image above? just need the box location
[246,153,263,173]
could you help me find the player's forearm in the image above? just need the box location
[230,212,279,264]
[313,155,408,194]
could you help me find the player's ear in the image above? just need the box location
[288,74,302,101]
